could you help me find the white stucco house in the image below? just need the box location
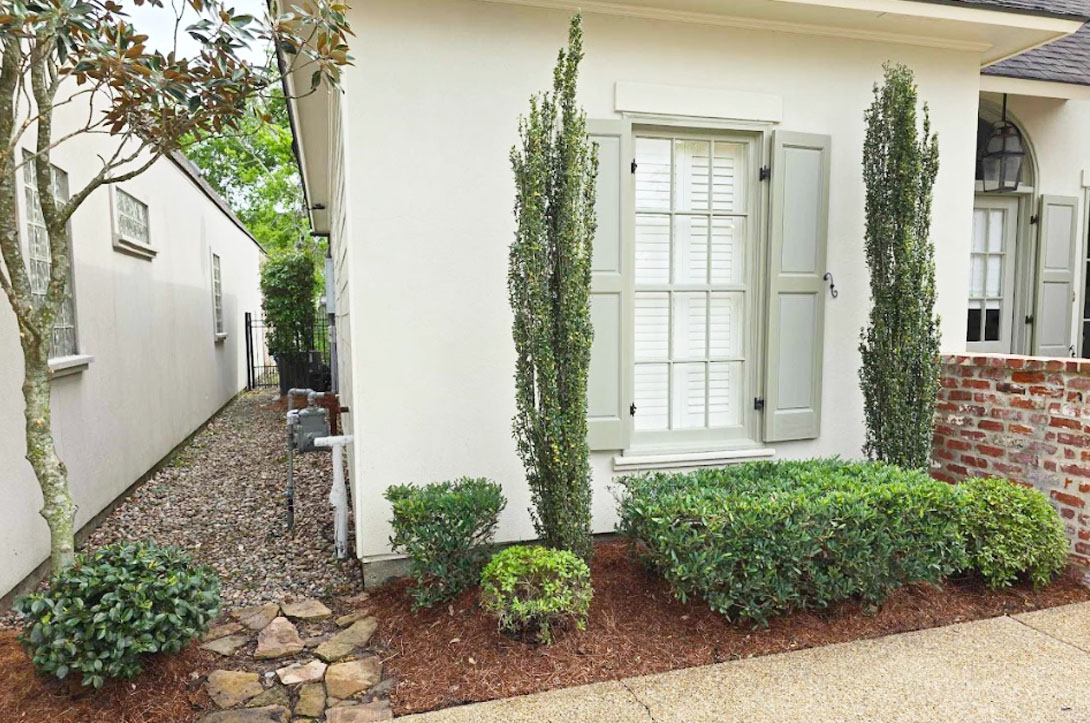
[0,114,264,599]
[283,0,1090,582]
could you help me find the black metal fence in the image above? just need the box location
[245,312,332,393]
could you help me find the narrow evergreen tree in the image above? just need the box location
[509,14,598,559]
[859,63,942,469]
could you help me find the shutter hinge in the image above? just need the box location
[629,402,637,416]
[753,397,765,411]
[1030,214,1040,225]
[1025,314,1034,325]
[759,166,771,182]
[631,159,638,174]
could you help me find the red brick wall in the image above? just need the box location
[932,353,1090,569]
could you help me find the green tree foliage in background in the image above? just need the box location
[859,63,942,469]
[183,85,319,264]
[261,249,316,355]
[508,14,598,560]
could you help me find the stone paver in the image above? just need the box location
[202,621,245,642]
[201,634,251,656]
[296,682,326,718]
[276,659,327,685]
[1014,600,1090,651]
[197,705,291,723]
[325,700,393,722]
[255,616,305,659]
[399,606,1090,723]
[234,603,280,632]
[206,670,265,709]
[325,657,383,699]
[281,598,333,620]
[315,617,378,662]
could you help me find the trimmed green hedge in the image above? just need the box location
[617,460,1067,625]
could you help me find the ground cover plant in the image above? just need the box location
[480,545,592,643]
[15,541,219,689]
[386,478,506,609]
[617,459,1069,625]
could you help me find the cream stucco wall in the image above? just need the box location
[0,116,263,596]
[336,0,983,562]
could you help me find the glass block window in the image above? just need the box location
[632,134,749,434]
[22,151,77,358]
[116,188,150,246]
[212,253,224,336]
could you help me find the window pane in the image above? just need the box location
[635,138,671,211]
[969,255,985,297]
[635,214,670,284]
[709,217,744,284]
[709,361,742,427]
[671,292,706,360]
[986,255,1002,297]
[971,209,986,252]
[634,292,669,361]
[671,363,706,429]
[984,299,1001,341]
[634,363,668,430]
[987,209,1004,252]
[712,142,744,213]
[673,140,710,212]
[117,190,149,245]
[967,303,982,342]
[672,215,708,284]
[709,292,743,358]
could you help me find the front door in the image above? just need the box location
[967,195,1019,353]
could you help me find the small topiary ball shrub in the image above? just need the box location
[956,477,1069,588]
[479,545,592,644]
[15,541,220,689]
[617,459,968,626]
[385,477,506,610]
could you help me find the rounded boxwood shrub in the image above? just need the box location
[617,459,968,625]
[385,477,506,610]
[956,477,1069,588]
[15,541,220,689]
[479,545,592,644]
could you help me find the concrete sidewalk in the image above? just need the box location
[399,601,1090,722]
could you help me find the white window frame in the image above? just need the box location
[18,149,90,374]
[626,123,765,454]
[110,186,155,259]
[211,251,226,340]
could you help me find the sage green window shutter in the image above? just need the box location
[1034,195,1079,357]
[585,119,633,451]
[763,131,831,442]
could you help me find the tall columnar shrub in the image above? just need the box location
[859,63,942,469]
[261,249,317,355]
[509,14,598,560]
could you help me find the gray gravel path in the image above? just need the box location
[83,391,362,607]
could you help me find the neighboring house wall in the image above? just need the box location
[932,353,1090,573]
[0,130,263,597]
[336,0,982,566]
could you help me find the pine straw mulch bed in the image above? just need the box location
[376,540,1090,716]
[0,630,217,722]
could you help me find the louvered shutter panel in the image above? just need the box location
[1034,195,1079,357]
[764,131,830,442]
[586,119,632,450]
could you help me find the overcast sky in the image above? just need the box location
[122,0,270,65]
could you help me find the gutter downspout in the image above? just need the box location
[314,434,353,559]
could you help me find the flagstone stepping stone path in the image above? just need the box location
[197,595,391,722]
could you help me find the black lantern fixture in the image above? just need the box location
[981,94,1025,193]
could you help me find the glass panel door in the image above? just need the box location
[967,195,1018,353]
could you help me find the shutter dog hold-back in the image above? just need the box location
[823,272,838,299]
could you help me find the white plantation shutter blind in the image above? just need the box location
[1034,195,1079,357]
[586,119,632,450]
[764,131,830,442]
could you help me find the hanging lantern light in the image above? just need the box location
[981,94,1025,193]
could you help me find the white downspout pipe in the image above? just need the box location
[314,434,353,559]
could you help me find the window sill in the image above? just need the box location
[612,446,775,473]
[214,332,228,343]
[49,354,94,379]
[113,236,156,260]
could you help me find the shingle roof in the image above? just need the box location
[936,0,1090,19]
[984,22,1090,85]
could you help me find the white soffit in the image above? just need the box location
[480,0,1082,63]
[615,81,783,123]
[980,74,1090,101]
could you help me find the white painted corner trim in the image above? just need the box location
[49,353,94,379]
[615,81,782,123]
[612,446,776,472]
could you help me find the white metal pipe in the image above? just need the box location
[315,434,353,559]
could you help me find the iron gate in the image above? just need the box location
[245,312,332,392]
